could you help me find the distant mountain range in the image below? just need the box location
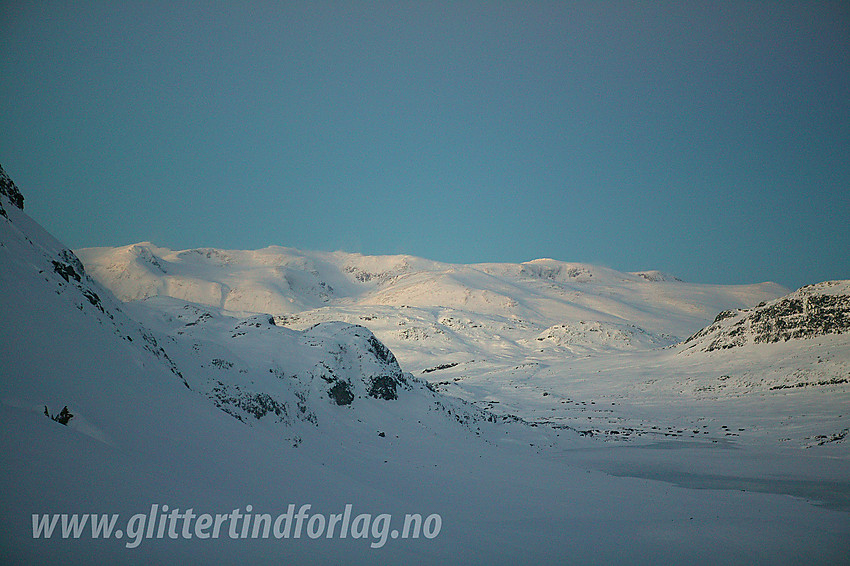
[78,242,788,373]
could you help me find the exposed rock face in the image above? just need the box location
[631,270,682,282]
[0,164,25,210]
[210,382,290,422]
[328,380,355,405]
[683,281,850,352]
[301,322,410,404]
[520,261,593,281]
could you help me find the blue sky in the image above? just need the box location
[1,1,848,289]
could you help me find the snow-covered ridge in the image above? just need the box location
[535,320,675,351]
[126,296,484,446]
[77,243,785,313]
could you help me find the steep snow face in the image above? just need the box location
[682,281,850,353]
[0,199,189,393]
[0,188,207,455]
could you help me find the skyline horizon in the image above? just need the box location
[2,2,848,291]
[73,235,798,290]
[0,156,839,291]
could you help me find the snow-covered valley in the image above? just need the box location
[2,170,849,564]
[78,240,849,451]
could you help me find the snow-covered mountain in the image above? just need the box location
[3,166,849,564]
[124,296,510,449]
[78,244,786,333]
[0,181,496,448]
[78,242,787,373]
[409,278,850,448]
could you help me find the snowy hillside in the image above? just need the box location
[123,296,511,449]
[417,279,850,449]
[2,167,849,564]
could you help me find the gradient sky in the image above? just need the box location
[1,1,848,289]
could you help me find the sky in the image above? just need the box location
[1,1,848,290]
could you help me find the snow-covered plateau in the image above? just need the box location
[2,169,848,564]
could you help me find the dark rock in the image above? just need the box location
[0,164,24,210]
[368,375,399,400]
[44,405,74,425]
[210,381,289,421]
[367,335,396,365]
[52,260,81,283]
[328,380,354,406]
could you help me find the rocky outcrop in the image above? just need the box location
[301,322,410,405]
[682,281,850,352]
[0,164,25,211]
